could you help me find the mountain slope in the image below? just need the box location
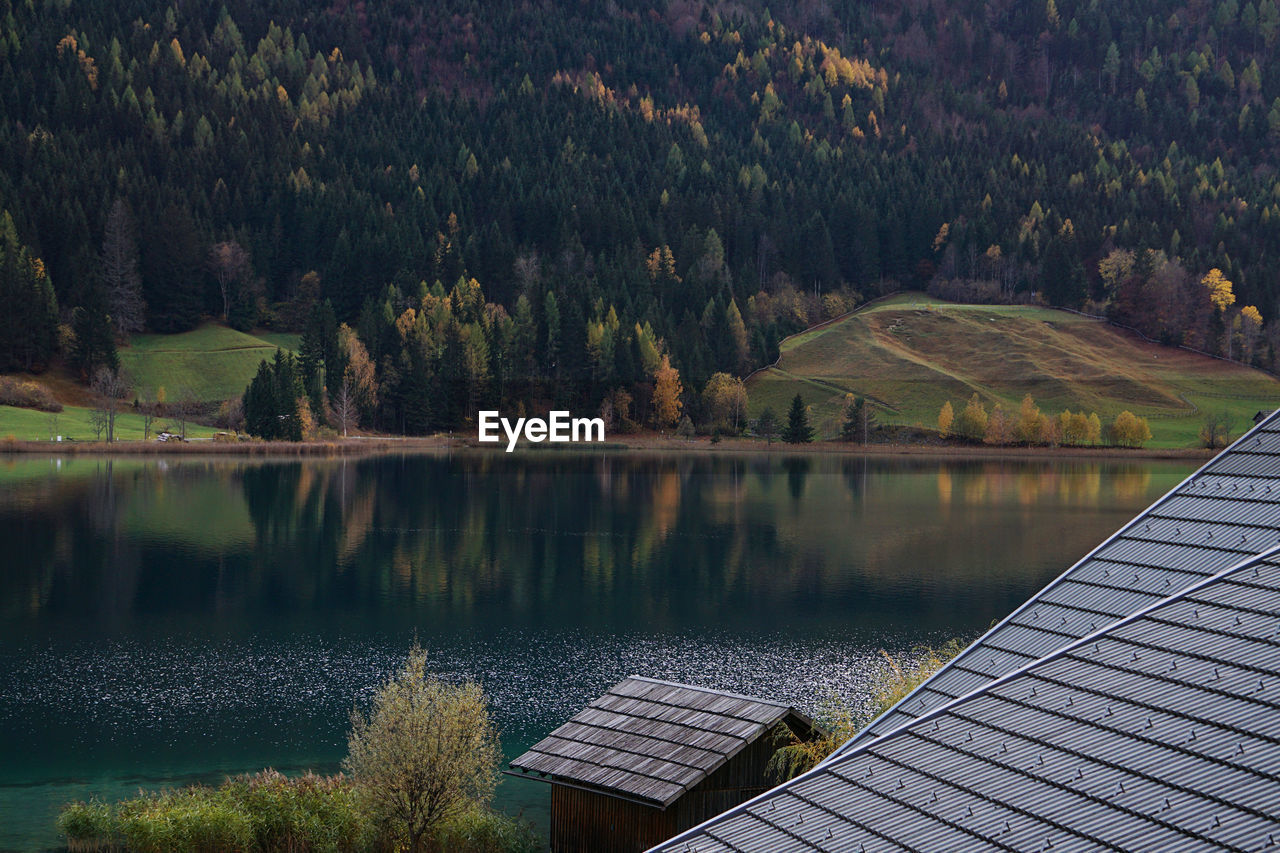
[5,0,1280,431]
[748,295,1280,446]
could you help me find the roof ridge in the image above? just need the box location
[626,676,796,709]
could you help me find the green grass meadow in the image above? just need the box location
[0,403,219,442]
[748,294,1280,448]
[118,324,299,403]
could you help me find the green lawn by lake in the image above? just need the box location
[0,404,218,442]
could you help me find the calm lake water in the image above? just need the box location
[0,451,1194,851]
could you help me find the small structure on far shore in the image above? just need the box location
[507,676,820,853]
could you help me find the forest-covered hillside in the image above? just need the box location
[3,0,1280,433]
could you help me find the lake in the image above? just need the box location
[0,451,1194,851]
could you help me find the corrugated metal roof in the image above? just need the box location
[832,410,1280,756]
[652,549,1280,851]
[508,677,810,808]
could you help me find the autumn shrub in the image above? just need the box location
[869,640,964,717]
[344,646,501,853]
[430,808,541,853]
[226,770,380,853]
[59,773,380,853]
[114,789,254,853]
[767,640,963,782]
[57,800,119,852]
[60,648,521,853]
[0,376,62,412]
[766,698,862,783]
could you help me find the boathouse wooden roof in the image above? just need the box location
[507,677,815,809]
[654,548,1280,851]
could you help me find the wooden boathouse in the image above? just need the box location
[506,676,821,853]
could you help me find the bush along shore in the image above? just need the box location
[58,647,539,853]
[58,774,537,853]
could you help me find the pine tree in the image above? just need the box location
[0,211,59,373]
[784,393,814,443]
[841,394,864,442]
[272,349,303,441]
[299,298,339,415]
[142,204,204,332]
[243,359,278,438]
[100,199,145,337]
[70,304,118,378]
[756,407,779,443]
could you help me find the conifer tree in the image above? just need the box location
[784,393,814,443]
[100,199,145,337]
[0,212,59,373]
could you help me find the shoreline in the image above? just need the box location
[0,433,1214,461]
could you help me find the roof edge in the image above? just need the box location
[501,769,670,809]
[829,406,1280,758]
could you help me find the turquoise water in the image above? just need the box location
[0,452,1193,851]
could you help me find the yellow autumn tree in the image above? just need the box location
[1240,305,1263,364]
[937,400,954,438]
[1110,411,1153,448]
[1059,411,1093,446]
[702,372,748,433]
[984,404,1012,445]
[955,393,989,440]
[1014,394,1043,444]
[1087,412,1103,445]
[1097,249,1135,295]
[1202,268,1235,313]
[651,355,683,429]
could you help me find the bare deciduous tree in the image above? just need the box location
[329,376,358,437]
[140,395,156,440]
[89,406,108,441]
[171,386,197,440]
[344,646,500,853]
[91,367,131,442]
[208,241,251,323]
[512,251,540,294]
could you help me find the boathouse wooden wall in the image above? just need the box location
[549,733,785,853]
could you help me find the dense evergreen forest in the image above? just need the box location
[3,0,1280,434]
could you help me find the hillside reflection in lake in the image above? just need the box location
[0,452,1192,851]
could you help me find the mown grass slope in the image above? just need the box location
[118,325,300,403]
[748,294,1280,448]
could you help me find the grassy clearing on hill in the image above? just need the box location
[748,294,1280,448]
[118,324,299,403]
[0,403,218,441]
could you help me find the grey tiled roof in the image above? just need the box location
[508,677,808,808]
[834,410,1280,755]
[651,548,1280,852]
